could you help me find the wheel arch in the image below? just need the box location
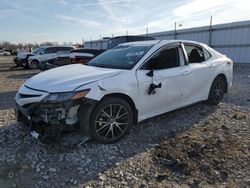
[214,73,228,93]
[101,93,138,124]
[29,58,39,65]
[29,58,40,69]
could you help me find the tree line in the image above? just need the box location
[0,41,76,52]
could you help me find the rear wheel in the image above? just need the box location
[30,60,39,69]
[207,76,226,105]
[89,97,133,143]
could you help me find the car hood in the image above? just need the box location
[25,64,123,93]
[17,52,34,59]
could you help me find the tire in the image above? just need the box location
[30,60,39,69]
[207,76,226,105]
[89,97,133,144]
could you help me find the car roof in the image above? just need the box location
[40,46,74,48]
[110,35,154,39]
[119,39,206,47]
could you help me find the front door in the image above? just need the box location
[136,46,192,121]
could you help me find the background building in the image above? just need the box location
[84,20,250,64]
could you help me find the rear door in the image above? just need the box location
[183,43,214,102]
[136,45,192,120]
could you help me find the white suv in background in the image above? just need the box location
[14,46,74,69]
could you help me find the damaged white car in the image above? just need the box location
[15,40,233,143]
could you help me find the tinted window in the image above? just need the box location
[87,44,153,69]
[33,47,45,54]
[143,47,180,70]
[184,44,205,63]
[71,49,105,56]
[64,47,74,51]
[43,47,56,54]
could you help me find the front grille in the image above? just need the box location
[19,93,42,98]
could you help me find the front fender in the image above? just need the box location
[75,70,139,110]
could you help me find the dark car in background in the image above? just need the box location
[107,35,155,49]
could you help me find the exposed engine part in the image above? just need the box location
[65,105,80,125]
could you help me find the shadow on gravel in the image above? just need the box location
[7,73,38,79]
[0,91,16,110]
[0,102,217,187]
[0,68,26,73]
[0,62,15,69]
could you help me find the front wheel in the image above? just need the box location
[30,60,39,69]
[89,97,133,144]
[207,76,226,105]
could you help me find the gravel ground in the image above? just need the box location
[0,56,249,187]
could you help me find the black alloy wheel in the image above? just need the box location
[207,76,226,105]
[90,97,133,143]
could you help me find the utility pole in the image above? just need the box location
[174,22,177,39]
[100,35,102,49]
[146,27,148,36]
[209,16,213,46]
[126,31,128,36]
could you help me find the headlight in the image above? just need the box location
[42,89,90,102]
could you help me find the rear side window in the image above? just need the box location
[203,47,211,60]
[184,44,205,63]
[43,47,56,54]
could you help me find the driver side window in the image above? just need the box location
[142,47,180,70]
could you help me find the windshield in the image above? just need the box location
[32,47,45,54]
[87,44,153,69]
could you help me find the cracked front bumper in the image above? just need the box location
[15,99,87,137]
[14,57,28,67]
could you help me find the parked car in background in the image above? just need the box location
[14,46,74,69]
[0,50,11,56]
[40,48,105,70]
[107,35,155,49]
[15,40,233,143]
[40,51,71,70]
[70,48,105,64]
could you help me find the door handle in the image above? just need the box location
[181,70,191,76]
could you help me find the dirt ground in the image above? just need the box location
[0,56,249,188]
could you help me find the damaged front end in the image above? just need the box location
[15,88,97,141]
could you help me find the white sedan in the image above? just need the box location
[0,50,11,56]
[15,40,233,143]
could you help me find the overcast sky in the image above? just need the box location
[0,0,250,44]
